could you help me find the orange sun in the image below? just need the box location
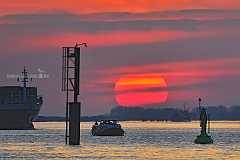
[114,74,168,107]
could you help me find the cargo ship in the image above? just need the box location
[0,67,43,129]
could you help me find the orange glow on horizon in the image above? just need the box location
[114,74,168,106]
[1,0,240,16]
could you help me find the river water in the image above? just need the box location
[0,121,239,159]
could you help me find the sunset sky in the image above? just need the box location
[1,1,240,115]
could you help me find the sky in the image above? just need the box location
[1,1,240,115]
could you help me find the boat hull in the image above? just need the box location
[92,127,125,136]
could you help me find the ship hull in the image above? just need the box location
[0,105,41,130]
[0,80,43,130]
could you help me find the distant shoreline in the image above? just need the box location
[35,105,240,122]
[34,116,240,122]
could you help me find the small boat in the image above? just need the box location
[91,120,125,136]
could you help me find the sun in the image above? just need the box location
[114,74,168,107]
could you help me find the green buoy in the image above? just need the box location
[194,98,213,144]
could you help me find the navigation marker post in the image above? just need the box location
[62,43,87,145]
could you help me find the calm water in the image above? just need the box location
[0,121,239,160]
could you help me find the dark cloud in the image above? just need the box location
[1,9,240,35]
